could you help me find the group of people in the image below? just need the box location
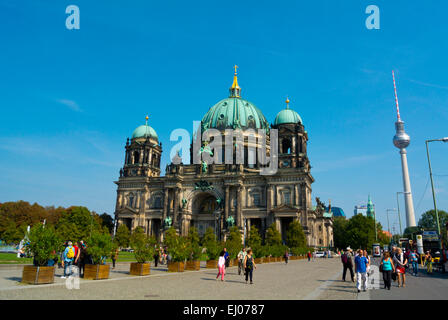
[340,248,372,292]
[60,240,89,279]
[340,245,440,292]
[216,247,257,284]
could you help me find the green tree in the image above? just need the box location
[202,227,221,260]
[25,223,62,266]
[186,227,202,260]
[56,206,102,242]
[99,213,114,234]
[345,214,376,250]
[87,230,114,265]
[246,226,263,258]
[130,227,155,263]
[164,227,189,262]
[115,224,131,248]
[225,226,242,259]
[265,224,282,246]
[333,216,349,250]
[286,220,306,248]
[418,209,448,243]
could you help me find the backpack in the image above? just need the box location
[246,256,253,270]
[341,253,348,264]
[67,246,75,259]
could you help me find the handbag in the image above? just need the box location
[379,264,383,272]
[391,272,397,281]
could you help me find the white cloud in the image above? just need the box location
[56,99,82,112]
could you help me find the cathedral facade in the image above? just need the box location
[114,69,333,248]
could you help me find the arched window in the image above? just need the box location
[252,193,261,206]
[128,193,135,207]
[133,151,140,164]
[153,196,162,209]
[282,190,291,205]
[282,138,292,154]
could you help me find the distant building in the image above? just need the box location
[354,195,375,218]
[325,206,345,218]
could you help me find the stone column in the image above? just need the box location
[147,219,152,235]
[173,188,179,227]
[292,136,296,154]
[267,185,273,210]
[237,185,243,228]
[225,186,230,221]
[162,189,169,221]
[295,184,299,206]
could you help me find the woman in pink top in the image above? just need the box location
[216,250,226,281]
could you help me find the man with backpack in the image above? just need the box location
[61,241,75,279]
[341,248,354,282]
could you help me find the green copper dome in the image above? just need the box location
[131,124,158,141]
[201,97,270,132]
[274,107,302,126]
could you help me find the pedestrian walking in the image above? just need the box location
[307,251,311,262]
[284,250,289,264]
[216,250,226,281]
[363,250,371,289]
[154,247,160,267]
[237,248,246,276]
[393,248,408,287]
[243,249,257,284]
[409,249,419,276]
[380,251,395,290]
[224,248,230,268]
[424,251,433,274]
[61,241,75,279]
[312,251,316,261]
[354,249,369,292]
[111,247,119,269]
[341,249,354,282]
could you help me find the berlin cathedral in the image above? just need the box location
[114,68,334,248]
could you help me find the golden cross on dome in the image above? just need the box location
[234,65,238,75]
[145,115,149,125]
[286,97,290,108]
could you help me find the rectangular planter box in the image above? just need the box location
[276,257,282,262]
[233,258,239,266]
[22,265,55,285]
[185,260,200,271]
[168,261,185,272]
[130,262,150,276]
[206,260,218,268]
[254,258,263,264]
[84,264,110,280]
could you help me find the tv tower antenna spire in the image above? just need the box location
[392,70,416,228]
[392,70,401,122]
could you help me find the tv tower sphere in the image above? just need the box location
[393,121,410,149]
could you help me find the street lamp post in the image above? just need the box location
[425,137,448,251]
[386,209,397,238]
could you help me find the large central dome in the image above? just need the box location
[201,67,269,132]
[201,97,270,131]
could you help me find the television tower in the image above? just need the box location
[392,71,416,228]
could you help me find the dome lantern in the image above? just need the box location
[229,65,241,98]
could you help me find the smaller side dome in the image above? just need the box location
[273,98,303,125]
[131,115,158,140]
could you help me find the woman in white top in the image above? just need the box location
[216,250,226,281]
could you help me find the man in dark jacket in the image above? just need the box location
[341,248,354,282]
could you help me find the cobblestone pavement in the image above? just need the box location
[0,259,358,300]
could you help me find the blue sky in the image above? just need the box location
[0,0,447,233]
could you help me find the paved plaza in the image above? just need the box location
[0,258,446,300]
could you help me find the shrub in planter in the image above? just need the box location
[129,227,155,276]
[186,227,202,271]
[165,227,189,272]
[202,227,221,268]
[84,231,113,280]
[225,226,242,266]
[22,223,61,284]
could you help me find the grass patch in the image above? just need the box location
[0,253,33,264]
